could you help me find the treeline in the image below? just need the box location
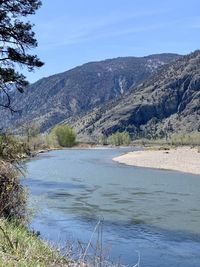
[15,123,77,151]
[133,132,200,147]
[100,131,200,147]
[170,132,200,146]
[100,131,131,146]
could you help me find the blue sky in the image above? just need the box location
[26,0,200,82]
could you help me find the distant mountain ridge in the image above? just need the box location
[0,53,180,132]
[69,50,200,141]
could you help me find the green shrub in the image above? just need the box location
[108,131,131,146]
[52,125,76,147]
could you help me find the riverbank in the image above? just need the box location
[0,218,70,267]
[113,146,200,175]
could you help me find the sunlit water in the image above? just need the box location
[22,148,200,267]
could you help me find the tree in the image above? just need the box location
[53,125,76,147]
[99,134,108,145]
[108,131,131,146]
[0,0,44,111]
[0,1,43,222]
[22,121,40,143]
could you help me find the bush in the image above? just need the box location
[0,161,27,221]
[53,125,76,147]
[108,131,131,146]
[0,134,27,222]
[0,134,29,161]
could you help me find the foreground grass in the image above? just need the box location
[0,219,69,267]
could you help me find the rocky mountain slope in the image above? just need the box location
[67,50,200,141]
[0,54,179,132]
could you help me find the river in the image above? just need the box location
[22,148,200,267]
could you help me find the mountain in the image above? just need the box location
[0,54,180,132]
[69,50,200,141]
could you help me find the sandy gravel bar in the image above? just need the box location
[113,147,200,175]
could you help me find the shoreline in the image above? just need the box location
[113,146,200,175]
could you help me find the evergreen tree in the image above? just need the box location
[0,0,43,111]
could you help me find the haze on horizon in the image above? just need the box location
[26,0,200,83]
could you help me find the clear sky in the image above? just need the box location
[26,0,200,83]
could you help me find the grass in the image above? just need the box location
[0,219,69,267]
[0,219,140,267]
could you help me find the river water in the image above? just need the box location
[22,148,200,266]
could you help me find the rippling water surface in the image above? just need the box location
[22,148,200,266]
